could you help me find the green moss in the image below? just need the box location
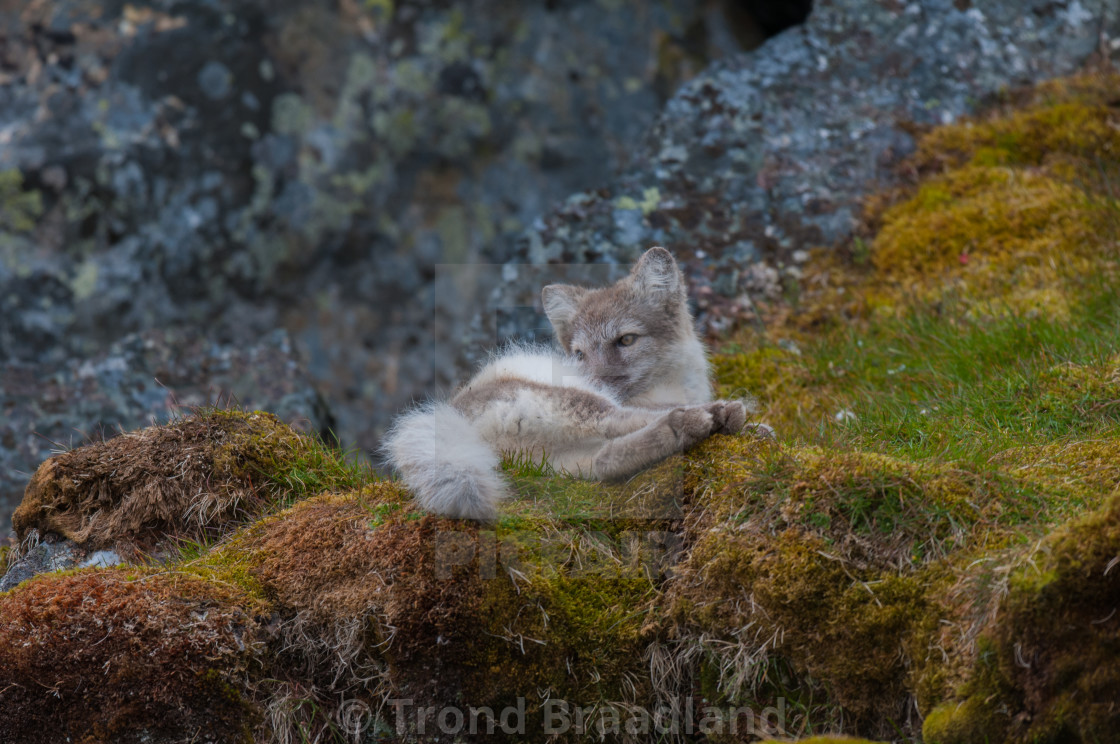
[923,696,1006,744]
[713,344,827,435]
[684,436,1056,570]
[990,434,1120,507]
[872,166,1091,302]
[502,453,689,528]
[205,408,370,503]
[671,513,945,732]
[915,77,1120,171]
[176,527,270,607]
[861,74,1120,319]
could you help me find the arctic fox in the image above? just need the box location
[384,247,748,520]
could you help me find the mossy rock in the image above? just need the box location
[11,409,358,552]
[863,73,1120,320]
[234,484,663,735]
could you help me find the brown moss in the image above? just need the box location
[995,495,1120,741]
[12,410,320,551]
[248,485,485,671]
[0,568,259,743]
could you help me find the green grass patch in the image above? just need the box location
[720,285,1120,470]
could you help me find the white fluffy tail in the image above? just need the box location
[382,402,507,521]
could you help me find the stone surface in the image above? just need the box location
[457,0,1119,365]
[0,533,77,592]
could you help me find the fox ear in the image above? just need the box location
[631,246,684,302]
[542,284,585,348]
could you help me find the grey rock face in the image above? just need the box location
[0,534,121,592]
[0,533,78,592]
[460,0,1118,361]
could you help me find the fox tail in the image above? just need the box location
[382,402,507,521]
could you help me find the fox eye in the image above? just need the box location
[574,349,585,361]
[617,334,638,347]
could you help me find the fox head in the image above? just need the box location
[542,247,701,401]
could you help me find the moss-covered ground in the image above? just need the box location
[2,72,1119,743]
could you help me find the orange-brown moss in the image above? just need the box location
[0,568,259,743]
[11,409,348,552]
[220,482,663,739]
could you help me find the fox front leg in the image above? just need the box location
[589,400,746,480]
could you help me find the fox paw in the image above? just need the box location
[667,406,715,446]
[706,400,747,435]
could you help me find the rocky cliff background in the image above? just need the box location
[1,0,1116,535]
